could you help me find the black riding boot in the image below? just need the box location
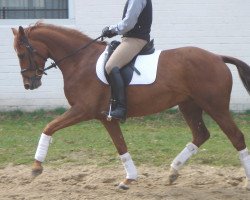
[108,67,127,121]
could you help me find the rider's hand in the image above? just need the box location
[102,26,117,38]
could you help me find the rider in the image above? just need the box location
[102,0,152,119]
[102,0,152,121]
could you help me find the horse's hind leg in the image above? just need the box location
[169,100,210,184]
[206,108,250,190]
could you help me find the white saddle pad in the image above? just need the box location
[96,50,162,85]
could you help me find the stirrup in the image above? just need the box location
[106,101,113,121]
[101,111,126,123]
[101,99,114,121]
[103,112,127,123]
[101,99,126,123]
[109,112,126,123]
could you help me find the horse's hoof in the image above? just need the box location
[168,168,179,185]
[117,179,135,190]
[168,173,179,184]
[118,182,130,190]
[31,167,43,177]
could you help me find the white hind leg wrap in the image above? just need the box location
[35,133,52,162]
[171,143,198,171]
[239,148,250,179]
[120,152,137,180]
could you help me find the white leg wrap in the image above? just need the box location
[239,148,250,180]
[171,142,198,171]
[34,133,52,162]
[120,152,137,180]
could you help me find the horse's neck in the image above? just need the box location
[33,28,105,78]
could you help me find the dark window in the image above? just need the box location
[0,0,68,19]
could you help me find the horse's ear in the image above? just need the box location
[18,26,25,36]
[11,28,18,36]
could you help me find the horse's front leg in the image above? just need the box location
[32,106,86,177]
[101,120,137,190]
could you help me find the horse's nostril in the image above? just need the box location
[24,84,30,90]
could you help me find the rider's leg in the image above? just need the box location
[105,37,147,74]
[105,37,147,120]
[108,67,127,120]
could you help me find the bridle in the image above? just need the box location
[19,35,48,78]
[18,34,103,78]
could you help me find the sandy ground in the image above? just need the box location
[0,163,249,200]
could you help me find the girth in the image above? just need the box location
[104,39,155,86]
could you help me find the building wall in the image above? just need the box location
[0,0,250,111]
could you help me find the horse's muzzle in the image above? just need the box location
[23,77,42,90]
[24,83,30,90]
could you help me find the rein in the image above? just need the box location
[20,34,103,77]
[43,35,103,72]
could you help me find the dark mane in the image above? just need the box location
[26,21,106,45]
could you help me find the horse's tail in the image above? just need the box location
[221,55,250,95]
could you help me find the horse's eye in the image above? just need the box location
[18,53,25,60]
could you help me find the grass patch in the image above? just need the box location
[0,108,249,168]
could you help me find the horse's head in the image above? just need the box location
[12,26,49,90]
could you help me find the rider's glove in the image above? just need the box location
[102,26,117,38]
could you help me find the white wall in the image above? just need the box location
[0,0,250,111]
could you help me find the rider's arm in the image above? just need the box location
[109,0,147,35]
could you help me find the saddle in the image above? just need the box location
[104,39,155,86]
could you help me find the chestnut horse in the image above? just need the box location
[12,23,250,190]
